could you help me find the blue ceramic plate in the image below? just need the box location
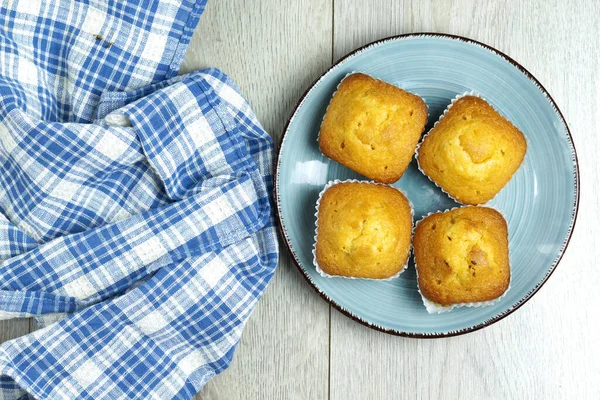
[275,34,579,337]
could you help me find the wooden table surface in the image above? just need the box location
[178,1,600,398]
[2,1,598,399]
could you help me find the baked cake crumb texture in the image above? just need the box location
[414,206,510,305]
[418,96,527,204]
[315,182,412,279]
[319,73,428,183]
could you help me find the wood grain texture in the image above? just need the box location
[331,1,600,399]
[0,319,30,343]
[1,1,596,400]
[181,1,333,399]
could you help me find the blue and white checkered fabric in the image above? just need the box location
[0,0,278,398]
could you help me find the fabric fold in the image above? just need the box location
[0,69,279,399]
[0,72,271,318]
[0,0,278,399]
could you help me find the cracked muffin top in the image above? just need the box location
[319,73,428,183]
[314,182,412,279]
[417,96,526,204]
[414,206,510,305]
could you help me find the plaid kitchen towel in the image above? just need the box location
[0,0,278,399]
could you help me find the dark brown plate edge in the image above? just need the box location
[273,32,580,339]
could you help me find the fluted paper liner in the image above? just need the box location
[414,90,528,205]
[312,179,414,280]
[413,205,511,313]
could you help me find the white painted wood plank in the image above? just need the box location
[182,1,333,399]
[331,1,600,399]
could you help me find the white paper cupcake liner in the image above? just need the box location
[317,71,429,144]
[312,179,414,281]
[412,205,511,313]
[414,90,528,205]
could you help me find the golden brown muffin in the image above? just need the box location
[319,73,428,183]
[315,182,412,279]
[414,207,510,306]
[417,96,527,204]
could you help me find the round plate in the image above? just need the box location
[275,33,579,337]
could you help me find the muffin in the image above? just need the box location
[417,95,526,204]
[319,73,428,183]
[413,206,510,309]
[314,181,412,279]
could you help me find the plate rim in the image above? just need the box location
[274,32,580,338]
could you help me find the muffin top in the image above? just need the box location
[417,96,526,204]
[414,206,510,305]
[319,73,428,183]
[315,182,412,279]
